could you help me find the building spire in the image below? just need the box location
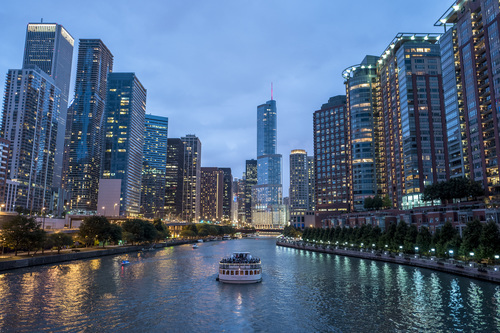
[271,82,273,100]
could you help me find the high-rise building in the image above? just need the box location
[23,23,74,189]
[1,66,61,212]
[342,55,381,211]
[0,139,10,208]
[377,33,448,209]
[100,73,146,216]
[66,39,113,213]
[290,149,310,228]
[220,167,233,221]
[307,155,315,212]
[165,138,185,220]
[141,114,168,218]
[182,134,201,222]
[200,167,224,221]
[244,159,257,223]
[236,177,246,223]
[313,96,350,221]
[437,1,500,199]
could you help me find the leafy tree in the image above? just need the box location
[50,233,74,254]
[2,215,41,255]
[28,228,47,256]
[121,219,157,244]
[78,216,113,247]
[405,225,418,252]
[382,195,392,209]
[369,225,382,247]
[108,224,123,244]
[372,196,383,210]
[479,220,500,261]
[460,219,482,256]
[416,226,432,254]
[180,229,196,238]
[394,221,408,250]
[364,197,373,210]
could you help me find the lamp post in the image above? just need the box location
[1,237,5,255]
[0,204,4,212]
[114,203,118,216]
[42,207,46,230]
[102,206,106,216]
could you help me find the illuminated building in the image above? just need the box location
[100,73,146,216]
[220,167,233,221]
[313,95,350,221]
[437,1,500,199]
[1,66,61,212]
[67,39,113,213]
[141,114,168,218]
[244,159,257,223]
[181,134,201,222]
[0,139,10,209]
[289,149,313,228]
[200,167,224,221]
[377,33,448,209]
[165,138,185,220]
[23,23,74,189]
[342,55,381,211]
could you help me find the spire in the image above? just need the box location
[271,82,273,100]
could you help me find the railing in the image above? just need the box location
[219,263,261,269]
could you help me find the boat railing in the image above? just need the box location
[219,263,261,269]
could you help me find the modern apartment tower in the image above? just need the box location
[141,114,168,218]
[437,1,500,199]
[66,39,113,213]
[252,97,285,228]
[200,167,224,221]
[342,55,381,211]
[313,96,350,221]
[244,159,257,223]
[1,66,61,212]
[165,138,185,220]
[307,155,315,212]
[290,149,310,228]
[181,134,201,222]
[100,73,147,216]
[23,23,74,189]
[220,167,233,221]
[378,33,448,209]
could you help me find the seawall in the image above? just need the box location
[277,241,500,284]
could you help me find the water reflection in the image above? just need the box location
[1,239,500,332]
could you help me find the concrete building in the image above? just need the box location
[244,159,257,223]
[200,167,224,222]
[165,138,185,221]
[181,134,201,222]
[290,149,311,228]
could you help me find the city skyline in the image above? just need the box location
[0,0,451,196]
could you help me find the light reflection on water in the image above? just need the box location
[0,238,499,332]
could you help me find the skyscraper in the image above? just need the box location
[437,1,500,199]
[378,33,448,209]
[244,159,257,223]
[141,114,168,218]
[66,39,113,212]
[253,97,284,228]
[342,55,381,211]
[100,73,147,216]
[220,167,233,221]
[182,134,201,222]
[1,66,61,212]
[165,138,185,220]
[313,96,350,221]
[200,167,224,221]
[23,23,74,189]
[290,149,310,228]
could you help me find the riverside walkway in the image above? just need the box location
[277,240,500,284]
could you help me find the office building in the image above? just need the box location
[290,149,310,228]
[220,167,233,221]
[141,114,168,218]
[244,159,257,223]
[182,134,201,222]
[66,39,113,213]
[165,138,185,220]
[100,73,146,216]
[1,66,61,212]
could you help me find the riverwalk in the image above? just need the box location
[277,240,500,284]
[0,239,192,272]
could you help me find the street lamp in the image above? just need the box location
[0,204,5,212]
[1,237,5,255]
[42,207,46,230]
[114,203,118,216]
[449,249,454,258]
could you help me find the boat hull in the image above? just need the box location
[218,276,262,284]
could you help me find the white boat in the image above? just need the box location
[197,239,204,243]
[192,244,198,249]
[222,235,231,240]
[218,252,262,284]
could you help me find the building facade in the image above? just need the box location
[244,159,257,223]
[66,39,113,213]
[141,114,168,218]
[1,66,61,212]
[220,167,233,222]
[182,134,201,222]
[313,95,350,222]
[100,73,146,216]
[200,167,224,221]
[290,149,310,228]
[165,138,185,220]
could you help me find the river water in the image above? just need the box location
[1,237,500,332]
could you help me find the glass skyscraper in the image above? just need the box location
[67,39,113,212]
[181,134,201,222]
[23,23,74,189]
[101,73,147,216]
[165,138,185,220]
[141,114,168,218]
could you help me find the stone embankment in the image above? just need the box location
[0,240,192,272]
[277,241,500,284]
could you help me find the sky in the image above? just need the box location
[0,0,453,196]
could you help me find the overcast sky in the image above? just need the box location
[1,0,452,196]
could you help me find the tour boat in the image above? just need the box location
[192,244,198,249]
[218,252,262,284]
[121,260,130,266]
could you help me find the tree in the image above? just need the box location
[382,195,392,209]
[416,226,432,254]
[180,230,196,238]
[394,221,408,251]
[405,225,418,252]
[460,219,482,256]
[364,197,373,210]
[479,220,500,261]
[2,215,42,256]
[28,228,47,256]
[50,233,74,254]
[121,219,157,244]
[78,216,113,247]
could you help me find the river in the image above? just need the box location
[1,237,499,332]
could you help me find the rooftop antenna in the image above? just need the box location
[41,18,43,23]
[271,82,273,100]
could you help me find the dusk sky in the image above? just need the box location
[1,0,452,196]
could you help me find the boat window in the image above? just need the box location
[245,271,248,275]
[226,270,229,275]
[250,270,253,275]
[231,271,234,275]
[236,271,239,275]
[257,270,260,274]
